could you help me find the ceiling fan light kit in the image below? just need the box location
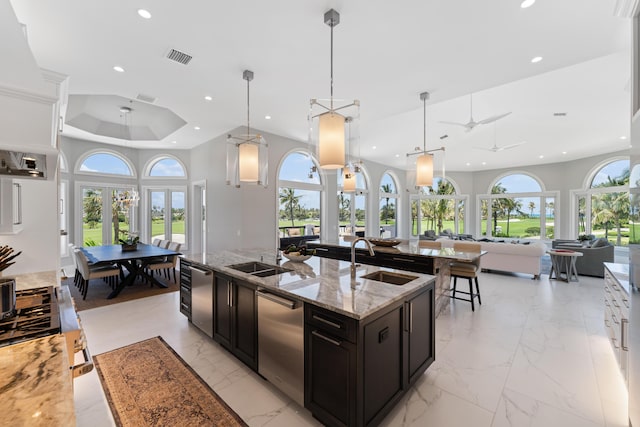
[309,9,360,170]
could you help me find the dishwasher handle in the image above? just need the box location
[257,290,298,309]
[191,266,212,275]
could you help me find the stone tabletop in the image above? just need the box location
[181,249,435,320]
[0,334,75,426]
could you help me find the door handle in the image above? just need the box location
[312,330,341,346]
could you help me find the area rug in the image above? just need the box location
[93,336,247,427]
[62,275,179,311]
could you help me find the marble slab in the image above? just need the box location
[604,262,630,294]
[3,270,59,291]
[181,250,435,320]
[0,334,75,426]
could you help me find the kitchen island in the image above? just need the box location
[180,250,436,427]
[306,239,484,317]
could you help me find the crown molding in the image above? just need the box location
[614,0,639,18]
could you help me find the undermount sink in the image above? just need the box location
[360,271,419,286]
[227,261,292,277]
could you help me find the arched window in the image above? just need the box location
[337,166,368,237]
[277,151,323,238]
[410,177,467,238]
[576,158,630,246]
[478,172,554,240]
[146,156,186,177]
[379,173,399,238]
[76,151,134,176]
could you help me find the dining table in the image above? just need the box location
[79,243,181,299]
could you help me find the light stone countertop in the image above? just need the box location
[0,334,75,426]
[604,262,630,294]
[182,249,435,320]
[3,270,60,291]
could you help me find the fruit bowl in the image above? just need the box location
[368,238,402,247]
[282,252,312,262]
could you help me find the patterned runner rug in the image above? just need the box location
[93,337,247,427]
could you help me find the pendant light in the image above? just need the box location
[227,70,268,187]
[309,9,359,170]
[416,92,434,187]
[407,91,445,189]
[119,103,140,208]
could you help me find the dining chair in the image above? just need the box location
[449,242,482,311]
[69,244,82,287]
[75,250,121,300]
[158,239,170,249]
[146,242,182,283]
[152,238,162,246]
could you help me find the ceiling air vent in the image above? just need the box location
[166,48,193,65]
[553,112,567,117]
[136,93,156,103]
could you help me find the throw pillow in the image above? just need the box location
[591,238,609,248]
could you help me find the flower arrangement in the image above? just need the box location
[119,231,140,251]
[577,234,592,242]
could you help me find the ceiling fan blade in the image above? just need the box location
[478,111,512,125]
[500,141,527,150]
[472,146,496,151]
[438,120,470,128]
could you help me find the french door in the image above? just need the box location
[79,184,136,246]
[146,187,187,246]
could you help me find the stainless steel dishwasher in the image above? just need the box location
[191,265,214,338]
[257,289,304,406]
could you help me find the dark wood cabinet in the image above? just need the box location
[305,283,434,427]
[405,286,435,385]
[213,273,257,370]
[179,258,192,319]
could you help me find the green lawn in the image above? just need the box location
[83,220,185,245]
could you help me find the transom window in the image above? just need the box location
[77,152,134,176]
[146,156,186,177]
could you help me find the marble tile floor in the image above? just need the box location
[74,271,628,427]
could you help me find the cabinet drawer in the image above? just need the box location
[306,304,357,343]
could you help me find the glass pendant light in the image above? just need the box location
[309,9,359,170]
[342,116,356,192]
[227,70,268,187]
[415,92,434,187]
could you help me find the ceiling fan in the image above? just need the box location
[439,94,511,132]
[473,122,526,152]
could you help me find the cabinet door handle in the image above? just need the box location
[312,315,342,329]
[312,330,342,346]
[611,313,619,325]
[392,257,415,263]
[227,282,232,307]
[314,247,329,252]
[612,300,619,308]
[622,318,629,351]
[409,302,413,333]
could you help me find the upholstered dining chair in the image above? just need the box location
[75,250,121,300]
[449,242,482,311]
[146,242,182,283]
[419,241,442,249]
[158,239,170,249]
[152,238,162,246]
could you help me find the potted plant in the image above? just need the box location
[119,232,140,251]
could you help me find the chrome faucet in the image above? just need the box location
[351,237,375,278]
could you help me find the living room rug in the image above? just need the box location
[93,336,247,427]
[62,274,179,311]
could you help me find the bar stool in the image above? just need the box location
[449,242,482,311]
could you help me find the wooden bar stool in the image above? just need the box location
[449,242,482,311]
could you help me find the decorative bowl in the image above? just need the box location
[368,238,402,247]
[282,252,312,262]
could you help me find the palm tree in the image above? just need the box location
[491,182,507,235]
[279,188,301,227]
[381,184,392,224]
[528,201,536,217]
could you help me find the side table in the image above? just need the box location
[547,249,583,282]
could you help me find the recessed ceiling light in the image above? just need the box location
[539,155,544,159]
[395,154,400,158]
[194,126,200,130]
[137,9,152,19]
[531,56,543,63]
[171,141,177,144]
[520,0,535,8]
[466,162,471,166]
[113,66,125,73]
[265,115,271,120]
[372,146,377,150]
[562,151,567,155]
[482,162,486,165]
[204,95,212,101]
[620,136,627,140]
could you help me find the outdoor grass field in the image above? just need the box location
[82,220,185,245]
